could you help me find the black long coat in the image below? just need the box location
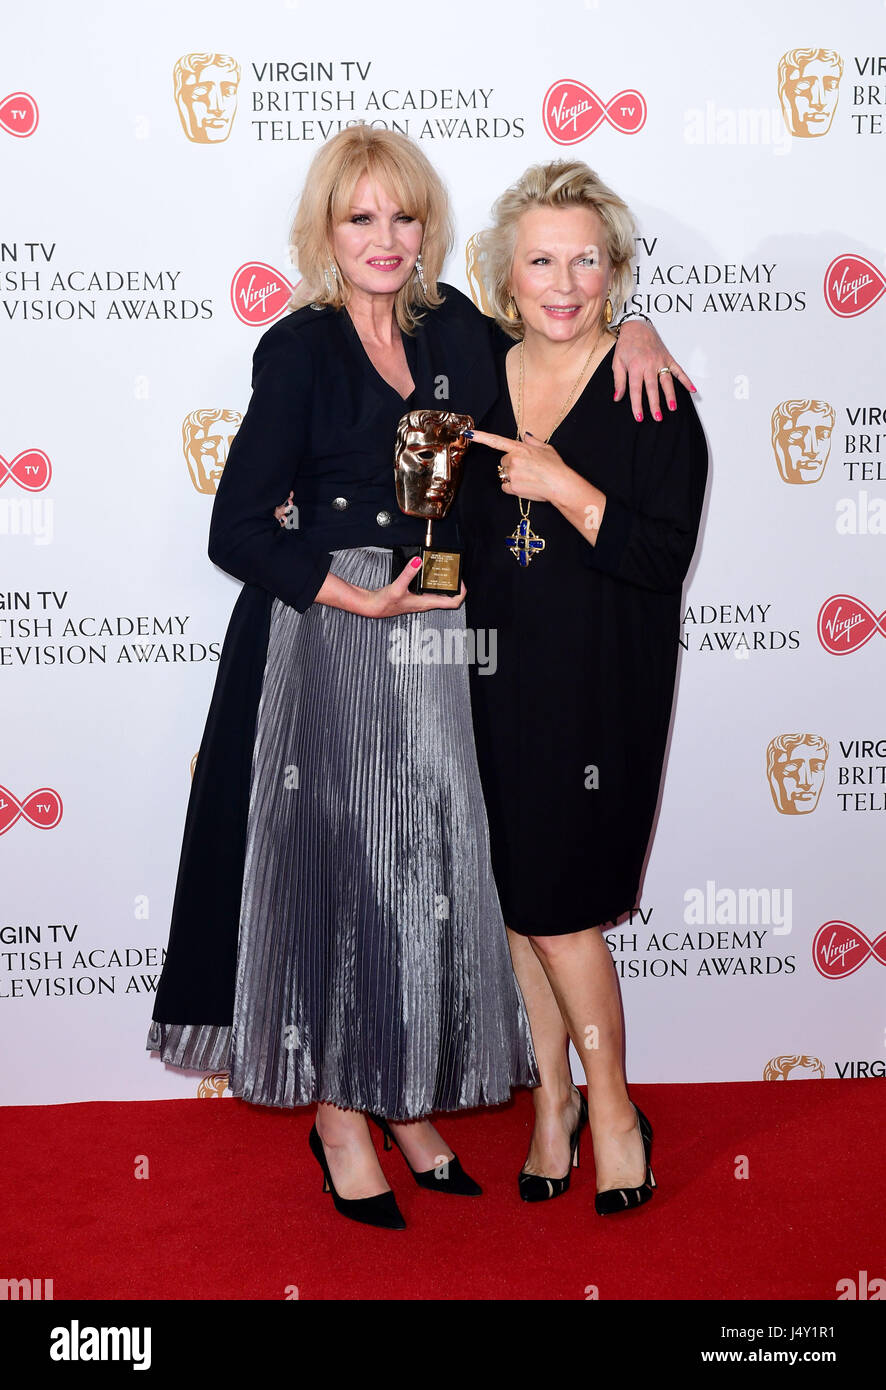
[152,286,500,1025]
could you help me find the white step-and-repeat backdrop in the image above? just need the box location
[2,1,884,1104]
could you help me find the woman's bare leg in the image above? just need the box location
[314,1103,391,1199]
[382,1119,455,1170]
[525,926,646,1191]
[506,928,581,1177]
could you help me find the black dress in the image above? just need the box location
[460,344,708,936]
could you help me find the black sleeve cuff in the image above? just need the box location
[583,493,633,576]
[291,544,334,612]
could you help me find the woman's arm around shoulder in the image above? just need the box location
[586,381,708,593]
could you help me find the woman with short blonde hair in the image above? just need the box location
[475,160,637,338]
[462,158,707,1214]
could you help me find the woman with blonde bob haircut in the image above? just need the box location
[150,129,690,1232]
[477,161,637,344]
[461,159,708,1214]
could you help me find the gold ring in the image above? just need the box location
[657,366,673,376]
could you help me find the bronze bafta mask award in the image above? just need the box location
[394,409,474,596]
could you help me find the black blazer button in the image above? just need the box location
[375,510,392,527]
[331,497,349,511]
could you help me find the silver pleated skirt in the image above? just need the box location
[148,548,538,1118]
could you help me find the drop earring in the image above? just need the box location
[604,296,613,325]
[323,260,339,296]
[505,293,519,321]
[414,252,428,293]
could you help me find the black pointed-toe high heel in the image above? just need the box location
[594,1104,656,1216]
[518,1086,588,1203]
[308,1123,406,1229]
[368,1114,482,1195]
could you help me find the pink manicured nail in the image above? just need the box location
[613,392,619,400]
[635,412,643,421]
[411,557,422,569]
[690,385,698,392]
[668,400,677,411]
[654,411,662,421]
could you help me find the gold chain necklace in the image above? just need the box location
[506,328,605,566]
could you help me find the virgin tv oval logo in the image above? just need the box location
[813,921,886,979]
[0,92,38,138]
[817,595,885,654]
[823,254,886,317]
[230,263,297,326]
[0,449,52,492]
[542,80,646,144]
[0,785,63,835]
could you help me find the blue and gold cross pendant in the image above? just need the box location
[506,516,546,566]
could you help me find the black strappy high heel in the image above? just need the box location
[368,1114,482,1195]
[308,1123,406,1229]
[594,1104,656,1215]
[518,1086,588,1203]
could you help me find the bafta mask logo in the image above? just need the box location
[197,1072,230,1098]
[771,400,834,484]
[778,49,843,138]
[766,733,828,814]
[763,1055,825,1080]
[182,410,241,494]
[174,53,241,143]
[464,234,493,315]
[394,410,473,519]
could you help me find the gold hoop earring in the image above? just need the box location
[603,296,613,325]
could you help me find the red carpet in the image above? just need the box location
[2,1080,883,1301]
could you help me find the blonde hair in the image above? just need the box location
[472,160,636,340]
[288,127,452,333]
